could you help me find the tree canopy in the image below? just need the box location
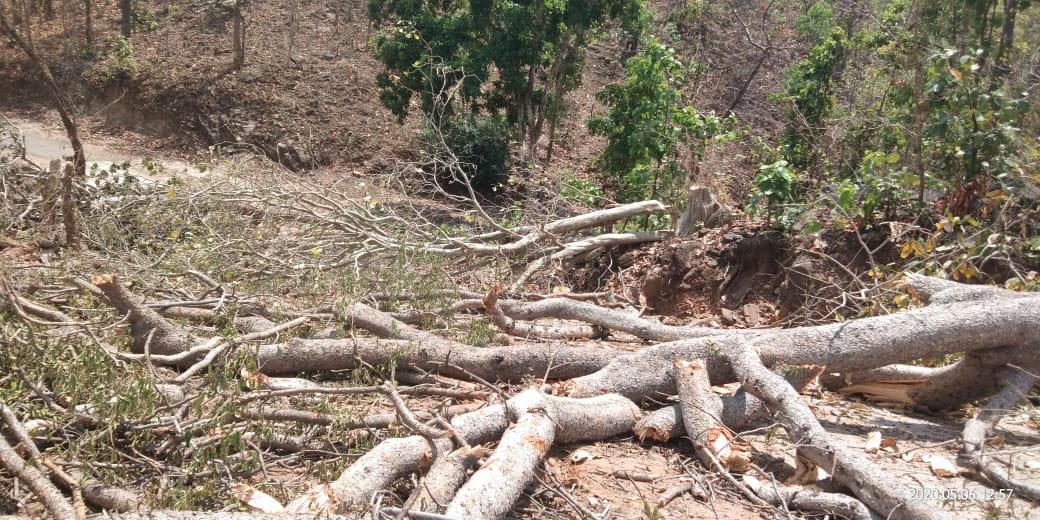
[368,0,643,160]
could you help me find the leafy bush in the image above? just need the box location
[776,27,846,174]
[421,115,512,193]
[559,175,605,207]
[132,0,159,31]
[589,37,729,207]
[750,159,795,222]
[106,36,137,79]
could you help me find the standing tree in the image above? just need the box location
[120,0,131,37]
[84,0,93,48]
[232,0,245,69]
[589,37,728,209]
[776,25,846,177]
[839,0,1033,218]
[367,0,642,165]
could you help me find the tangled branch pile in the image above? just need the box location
[1,155,1038,520]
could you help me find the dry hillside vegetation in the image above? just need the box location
[2,0,1039,519]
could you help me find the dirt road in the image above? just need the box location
[1,112,204,179]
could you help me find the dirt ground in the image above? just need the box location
[542,390,1040,520]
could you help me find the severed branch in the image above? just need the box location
[85,514,352,520]
[483,283,605,340]
[92,274,199,356]
[674,359,733,470]
[509,230,668,291]
[286,390,638,517]
[0,402,78,520]
[722,342,950,520]
[443,389,639,519]
[959,364,1040,502]
[743,473,878,520]
[819,363,951,391]
[484,293,716,341]
[379,381,454,439]
[635,364,821,442]
[562,288,1040,405]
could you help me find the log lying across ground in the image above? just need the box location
[69,273,1039,519]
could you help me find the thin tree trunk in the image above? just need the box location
[517,0,545,162]
[910,0,926,204]
[0,6,85,247]
[536,30,579,162]
[287,0,297,62]
[993,0,1018,82]
[84,0,92,49]
[232,0,244,69]
[726,51,766,117]
[120,0,131,38]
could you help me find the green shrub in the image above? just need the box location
[750,158,795,222]
[106,36,137,79]
[422,115,512,193]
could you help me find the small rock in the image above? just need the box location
[720,308,740,326]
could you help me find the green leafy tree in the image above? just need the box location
[839,0,1033,218]
[776,25,846,176]
[368,0,642,161]
[794,0,835,46]
[588,37,728,207]
[921,48,1029,214]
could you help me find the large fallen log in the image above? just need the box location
[559,292,1039,407]
[77,274,1039,518]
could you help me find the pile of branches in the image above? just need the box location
[1,153,1038,520]
[2,266,1038,520]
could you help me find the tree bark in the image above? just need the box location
[74,270,1040,518]
[83,0,93,49]
[0,433,78,520]
[560,294,1039,404]
[723,342,950,520]
[232,1,245,69]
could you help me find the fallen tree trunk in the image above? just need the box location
[252,336,620,381]
[101,272,1037,410]
[723,341,949,520]
[286,390,638,517]
[73,273,1039,518]
[560,293,1039,406]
